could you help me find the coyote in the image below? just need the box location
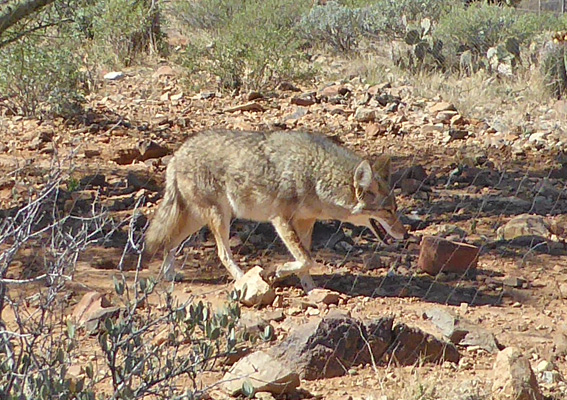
[146,130,407,292]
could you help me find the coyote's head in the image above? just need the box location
[346,156,408,243]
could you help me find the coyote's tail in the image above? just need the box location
[145,160,185,253]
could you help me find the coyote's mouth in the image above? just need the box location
[370,218,391,244]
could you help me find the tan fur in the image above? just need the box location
[146,130,407,291]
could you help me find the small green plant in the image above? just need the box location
[541,40,567,98]
[357,0,452,39]
[173,0,246,32]
[80,0,164,67]
[0,38,86,116]
[181,0,312,90]
[97,274,252,399]
[66,176,80,193]
[401,18,445,71]
[300,0,362,52]
[434,4,567,72]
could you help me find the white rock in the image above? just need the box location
[221,351,300,395]
[492,347,543,400]
[234,266,275,307]
[103,71,125,81]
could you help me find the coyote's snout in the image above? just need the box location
[146,130,407,292]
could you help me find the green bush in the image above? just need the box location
[541,41,567,98]
[358,0,452,39]
[300,1,362,52]
[0,38,86,117]
[434,4,567,70]
[80,0,164,67]
[181,0,312,90]
[173,0,246,32]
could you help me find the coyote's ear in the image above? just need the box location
[373,155,391,182]
[354,160,373,192]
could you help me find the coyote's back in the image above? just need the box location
[146,129,407,291]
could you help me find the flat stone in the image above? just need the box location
[430,101,456,113]
[224,102,265,113]
[417,236,479,275]
[103,71,125,80]
[390,323,460,365]
[221,351,300,396]
[497,214,551,241]
[307,288,341,305]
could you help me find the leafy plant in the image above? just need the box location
[0,37,86,116]
[181,0,312,90]
[401,18,445,71]
[300,0,362,52]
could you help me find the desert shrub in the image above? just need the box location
[98,276,254,399]
[0,161,257,399]
[172,0,246,32]
[79,0,164,67]
[541,40,567,98]
[434,4,567,70]
[0,38,87,117]
[181,0,312,90]
[358,0,453,39]
[300,0,362,52]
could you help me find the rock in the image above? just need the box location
[71,292,120,334]
[104,71,125,80]
[126,171,159,191]
[277,81,301,92]
[533,179,562,199]
[534,360,553,373]
[221,351,300,396]
[497,214,551,241]
[362,253,382,270]
[247,91,263,101]
[450,114,467,126]
[291,93,316,106]
[72,292,111,323]
[79,174,106,188]
[421,123,444,135]
[234,266,276,307]
[269,311,393,380]
[417,236,480,275]
[430,101,457,113]
[354,107,376,122]
[284,107,308,123]
[138,139,169,161]
[112,147,141,165]
[153,65,175,77]
[365,123,385,136]
[502,276,527,288]
[492,347,543,400]
[390,323,460,365]
[391,165,428,188]
[435,110,459,124]
[448,129,469,140]
[307,288,341,305]
[84,148,101,158]
[400,178,423,195]
[319,84,350,98]
[224,102,265,113]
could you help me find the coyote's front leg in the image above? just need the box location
[271,216,317,293]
